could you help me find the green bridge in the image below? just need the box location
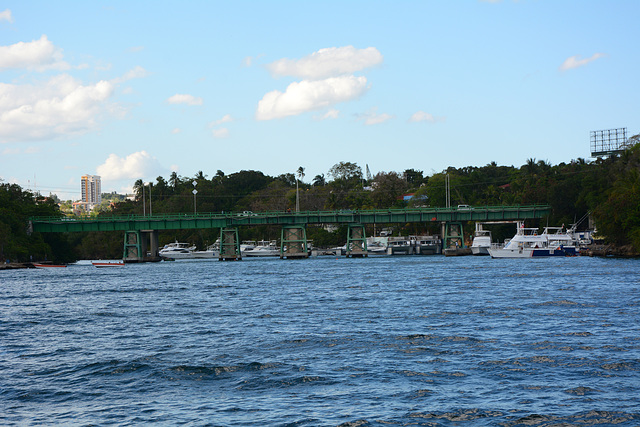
[29,205,551,261]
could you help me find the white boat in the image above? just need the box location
[488,222,579,258]
[192,242,220,259]
[243,240,280,257]
[159,241,196,260]
[471,228,492,256]
[240,240,257,257]
[366,237,388,255]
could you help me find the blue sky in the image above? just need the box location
[1,1,639,199]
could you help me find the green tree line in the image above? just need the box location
[3,147,640,262]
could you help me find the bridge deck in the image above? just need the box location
[30,205,551,233]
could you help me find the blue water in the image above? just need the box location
[2,256,639,426]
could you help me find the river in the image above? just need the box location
[2,255,639,426]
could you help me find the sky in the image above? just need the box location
[1,1,639,199]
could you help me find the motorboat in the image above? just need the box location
[366,237,388,255]
[243,240,280,257]
[471,228,492,256]
[92,260,125,267]
[159,241,196,260]
[240,240,257,257]
[488,222,579,258]
[387,237,413,255]
[192,241,220,259]
[412,235,442,255]
[33,263,66,268]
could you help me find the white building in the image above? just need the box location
[81,175,101,210]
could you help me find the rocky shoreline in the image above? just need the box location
[581,244,640,258]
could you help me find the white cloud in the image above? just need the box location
[0,9,13,23]
[315,109,340,120]
[212,128,229,138]
[96,151,166,182]
[0,74,114,143]
[267,46,383,79]
[118,66,149,82]
[166,93,203,106]
[559,53,606,71]
[171,128,181,134]
[211,114,233,126]
[256,75,368,120]
[0,35,69,71]
[356,107,393,125]
[409,111,445,123]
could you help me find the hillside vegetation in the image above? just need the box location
[3,147,640,263]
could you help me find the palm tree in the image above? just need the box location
[312,174,325,186]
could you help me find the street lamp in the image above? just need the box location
[192,180,198,215]
[142,184,146,216]
[147,182,152,216]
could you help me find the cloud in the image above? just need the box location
[171,128,181,134]
[266,46,383,79]
[0,9,13,23]
[256,75,368,120]
[96,151,167,182]
[211,114,233,126]
[212,128,229,138]
[0,74,115,143]
[559,53,606,71]
[409,111,445,123]
[315,109,340,120]
[0,35,70,71]
[166,93,203,106]
[356,107,393,125]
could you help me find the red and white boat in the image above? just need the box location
[92,260,125,268]
[33,263,67,268]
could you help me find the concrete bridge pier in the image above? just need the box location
[280,225,308,259]
[346,224,368,258]
[442,222,465,249]
[219,228,241,261]
[123,230,160,262]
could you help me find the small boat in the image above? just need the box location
[159,241,197,260]
[92,260,125,268]
[33,263,66,268]
[488,222,579,258]
[471,228,492,256]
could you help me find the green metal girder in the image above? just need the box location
[29,205,551,233]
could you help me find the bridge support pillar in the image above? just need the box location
[280,225,308,259]
[346,224,368,257]
[123,230,160,262]
[443,222,465,249]
[123,230,143,262]
[219,228,241,261]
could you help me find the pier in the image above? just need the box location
[29,205,551,262]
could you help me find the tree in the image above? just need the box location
[328,161,362,182]
[313,174,326,186]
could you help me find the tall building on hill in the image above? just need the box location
[81,175,101,210]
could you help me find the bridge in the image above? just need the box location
[29,205,551,261]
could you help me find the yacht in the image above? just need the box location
[488,222,578,258]
[243,240,280,257]
[159,241,196,260]
[192,240,220,259]
[471,228,492,256]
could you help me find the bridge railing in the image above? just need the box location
[29,204,551,223]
